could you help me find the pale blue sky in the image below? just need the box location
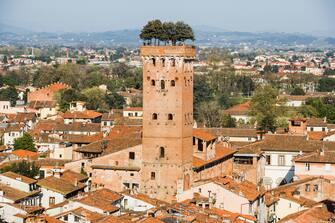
[0,0,334,35]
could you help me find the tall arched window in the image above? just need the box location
[171,58,176,67]
[159,147,165,158]
[152,113,158,120]
[161,80,165,90]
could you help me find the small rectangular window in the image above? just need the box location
[305,184,310,192]
[49,197,55,205]
[266,155,271,165]
[151,172,155,180]
[305,163,311,171]
[129,152,135,160]
[278,155,285,166]
[313,184,318,192]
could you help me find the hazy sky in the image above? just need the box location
[0,0,334,35]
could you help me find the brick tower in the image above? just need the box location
[140,45,196,202]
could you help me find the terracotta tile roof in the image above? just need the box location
[62,132,103,144]
[279,95,310,101]
[294,150,335,163]
[76,132,142,155]
[56,207,104,222]
[28,100,56,109]
[56,122,101,133]
[123,107,143,111]
[213,176,261,201]
[37,176,85,195]
[242,134,335,152]
[34,133,62,143]
[265,177,321,207]
[114,117,142,126]
[199,127,258,138]
[75,140,108,153]
[101,111,122,121]
[278,205,335,223]
[63,110,102,119]
[25,215,63,223]
[208,207,257,222]
[32,120,60,133]
[0,183,39,202]
[307,118,327,127]
[60,170,88,184]
[324,130,335,138]
[5,124,24,132]
[139,217,165,223]
[95,215,132,223]
[224,101,250,116]
[1,171,37,184]
[10,112,36,123]
[123,192,168,207]
[328,124,335,130]
[11,150,39,160]
[193,144,236,169]
[77,127,141,158]
[308,131,327,140]
[234,146,263,156]
[76,188,122,212]
[106,125,142,140]
[193,129,217,141]
[9,204,44,214]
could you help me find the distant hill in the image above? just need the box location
[0,23,32,35]
[0,24,334,48]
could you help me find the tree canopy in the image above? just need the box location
[249,85,286,133]
[0,161,40,178]
[140,20,195,45]
[13,133,36,152]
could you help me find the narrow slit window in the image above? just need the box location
[161,80,165,90]
[171,59,176,67]
[159,147,165,158]
[152,58,156,66]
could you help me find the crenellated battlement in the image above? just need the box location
[140,45,196,58]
